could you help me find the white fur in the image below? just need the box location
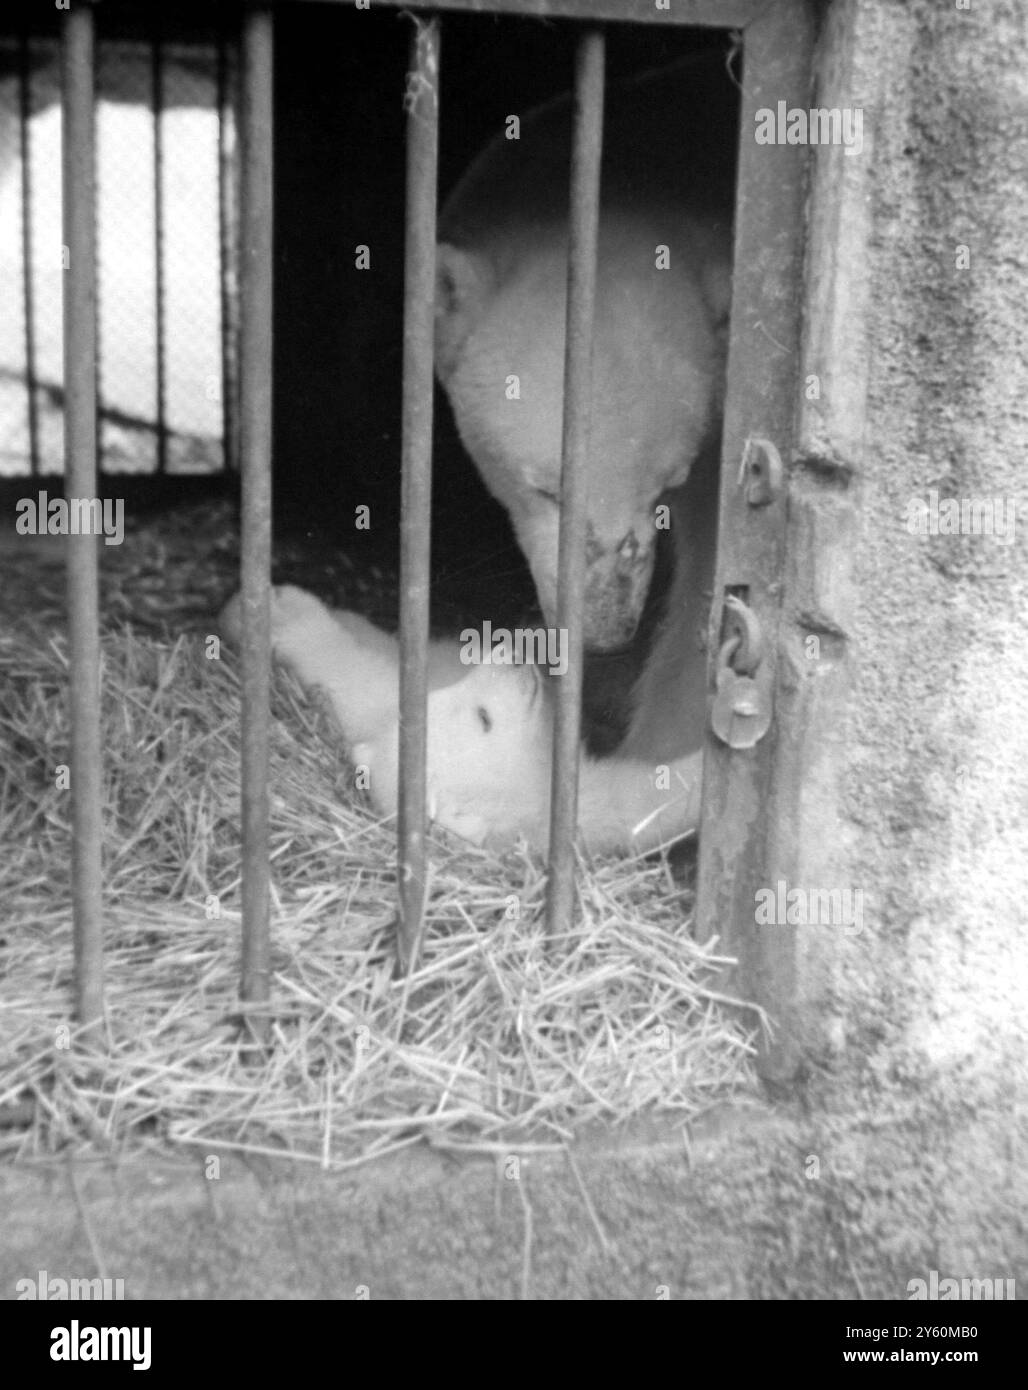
[434,63,732,655]
[220,586,700,855]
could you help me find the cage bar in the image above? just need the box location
[696,0,816,1079]
[18,29,40,477]
[238,4,274,1041]
[61,3,104,1035]
[396,16,441,974]
[150,27,168,474]
[543,28,604,940]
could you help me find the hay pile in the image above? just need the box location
[0,506,757,1169]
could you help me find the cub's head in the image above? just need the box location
[425,662,550,846]
[435,236,725,652]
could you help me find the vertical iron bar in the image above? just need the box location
[18,29,40,477]
[61,3,104,1035]
[396,17,440,974]
[695,1,816,1080]
[150,27,167,474]
[238,4,274,1041]
[544,29,605,940]
[216,25,238,475]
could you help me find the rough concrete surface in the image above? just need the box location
[833,0,1028,1080]
[741,0,1028,1280]
[1,1085,1024,1300]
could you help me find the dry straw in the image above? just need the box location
[0,504,758,1169]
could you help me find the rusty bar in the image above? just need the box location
[18,29,40,476]
[396,16,440,974]
[695,0,817,1080]
[238,4,274,1039]
[216,25,238,474]
[150,27,167,473]
[543,29,604,941]
[61,2,104,1035]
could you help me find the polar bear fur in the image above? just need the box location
[219,585,701,855]
[219,60,732,858]
[434,56,734,675]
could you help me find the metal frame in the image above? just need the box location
[285,0,765,25]
[695,0,817,1078]
[61,3,103,1038]
[543,29,604,941]
[396,17,441,971]
[236,4,275,1044]
[56,0,819,1080]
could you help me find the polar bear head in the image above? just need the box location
[435,228,726,653]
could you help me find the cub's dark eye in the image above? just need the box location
[534,487,560,504]
[476,706,493,732]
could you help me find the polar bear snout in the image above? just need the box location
[580,526,657,652]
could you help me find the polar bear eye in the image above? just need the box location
[476,706,493,732]
[533,487,560,505]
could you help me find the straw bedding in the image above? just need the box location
[0,500,757,1168]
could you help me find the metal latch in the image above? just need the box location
[710,595,773,750]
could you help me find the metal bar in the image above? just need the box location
[396,16,440,975]
[150,28,167,474]
[216,25,238,475]
[238,4,274,1043]
[18,29,40,477]
[695,0,817,1080]
[543,29,604,941]
[277,0,760,28]
[61,2,104,1037]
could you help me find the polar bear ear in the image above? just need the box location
[435,243,491,380]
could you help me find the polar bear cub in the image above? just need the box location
[220,585,701,856]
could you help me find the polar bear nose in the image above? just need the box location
[581,526,657,652]
[585,525,640,564]
[618,531,640,563]
[584,524,646,569]
[585,524,644,565]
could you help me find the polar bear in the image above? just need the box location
[219,60,731,857]
[219,585,701,855]
[435,56,734,764]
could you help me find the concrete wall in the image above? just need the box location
[798,0,1028,1078]
[770,0,1028,1266]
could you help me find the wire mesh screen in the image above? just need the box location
[0,33,238,477]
